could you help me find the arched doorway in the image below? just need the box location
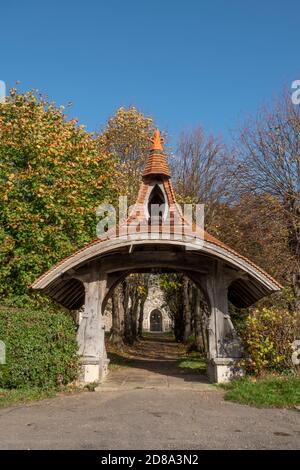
[150,309,162,332]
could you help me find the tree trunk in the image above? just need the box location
[138,297,146,337]
[123,280,134,345]
[174,309,184,342]
[193,287,204,352]
[130,296,139,342]
[183,276,192,342]
[110,283,124,349]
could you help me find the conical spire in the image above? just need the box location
[142,128,170,178]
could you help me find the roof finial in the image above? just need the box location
[150,128,164,151]
[143,127,170,177]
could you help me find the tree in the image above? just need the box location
[191,285,209,353]
[182,276,192,342]
[235,92,300,312]
[0,89,116,302]
[172,127,233,226]
[118,274,148,345]
[110,283,125,349]
[97,107,155,204]
[137,275,148,337]
[160,274,185,342]
[211,194,293,287]
[160,273,209,351]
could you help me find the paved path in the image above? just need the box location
[0,336,299,450]
[97,335,214,392]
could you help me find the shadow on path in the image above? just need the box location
[101,334,211,391]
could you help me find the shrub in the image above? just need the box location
[0,308,79,389]
[243,307,297,374]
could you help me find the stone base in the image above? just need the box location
[80,356,110,384]
[207,357,244,384]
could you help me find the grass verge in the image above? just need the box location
[177,351,206,373]
[142,331,175,339]
[0,387,56,409]
[221,375,300,408]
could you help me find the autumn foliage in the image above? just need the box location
[0,89,116,301]
[98,106,155,204]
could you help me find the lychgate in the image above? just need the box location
[31,129,281,383]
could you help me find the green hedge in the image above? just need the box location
[0,308,79,389]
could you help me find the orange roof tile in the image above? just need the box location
[142,129,170,177]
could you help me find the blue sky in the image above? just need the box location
[1,0,299,143]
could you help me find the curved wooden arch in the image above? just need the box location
[32,235,281,310]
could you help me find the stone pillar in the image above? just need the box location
[76,271,109,383]
[205,263,244,383]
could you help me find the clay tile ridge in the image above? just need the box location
[142,128,170,178]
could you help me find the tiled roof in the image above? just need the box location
[142,129,170,177]
[142,151,171,177]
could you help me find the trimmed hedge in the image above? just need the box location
[0,308,79,389]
